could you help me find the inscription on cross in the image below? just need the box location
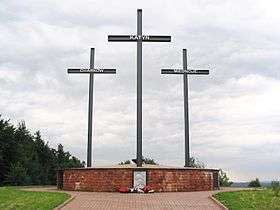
[67,48,116,167]
[108,9,171,167]
[161,49,209,167]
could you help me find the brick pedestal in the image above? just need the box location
[59,165,219,192]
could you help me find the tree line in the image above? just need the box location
[0,116,85,186]
[0,114,234,187]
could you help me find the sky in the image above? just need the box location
[0,0,280,181]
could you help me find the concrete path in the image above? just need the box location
[25,187,229,210]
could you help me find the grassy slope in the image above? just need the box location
[0,187,70,210]
[215,189,280,210]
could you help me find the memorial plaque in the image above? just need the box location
[133,170,147,189]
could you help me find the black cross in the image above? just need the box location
[108,9,171,167]
[67,48,116,167]
[161,49,209,167]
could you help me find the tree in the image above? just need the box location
[0,115,85,186]
[33,131,56,184]
[271,181,280,197]
[248,178,261,188]
[219,169,233,187]
[5,162,29,185]
[0,117,16,185]
[57,144,65,169]
[56,144,85,169]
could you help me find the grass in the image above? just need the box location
[0,186,70,210]
[214,189,280,210]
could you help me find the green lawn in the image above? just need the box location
[0,187,70,210]
[215,189,280,210]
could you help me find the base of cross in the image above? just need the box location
[132,158,144,166]
[57,164,220,192]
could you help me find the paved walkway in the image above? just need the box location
[25,187,229,210]
[60,191,223,210]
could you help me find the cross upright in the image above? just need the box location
[67,48,116,167]
[108,9,171,167]
[161,49,209,167]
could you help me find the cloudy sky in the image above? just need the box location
[1,0,280,181]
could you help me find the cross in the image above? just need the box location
[67,48,116,167]
[161,49,209,167]
[108,9,171,167]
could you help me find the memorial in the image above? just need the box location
[58,9,219,192]
[60,165,219,192]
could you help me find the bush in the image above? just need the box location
[143,157,158,165]
[119,160,131,165]
[189,157,205,168]
[271,181,280,197]
[219,169,233,187]
[248,178,261,188]
[120,157,158,165]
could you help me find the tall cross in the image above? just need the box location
[161,49,209,167]
[67,48,116,167]
[108,9,171,167]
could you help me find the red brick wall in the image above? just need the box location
[148,169,213,192]
[62,168,217,192]
[63,169,132,192]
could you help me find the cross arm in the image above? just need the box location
[108,35,171,42]
[68,68,116,74]
[108,35,135,42]
[161,69,209,75]
[144,36,171,42]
